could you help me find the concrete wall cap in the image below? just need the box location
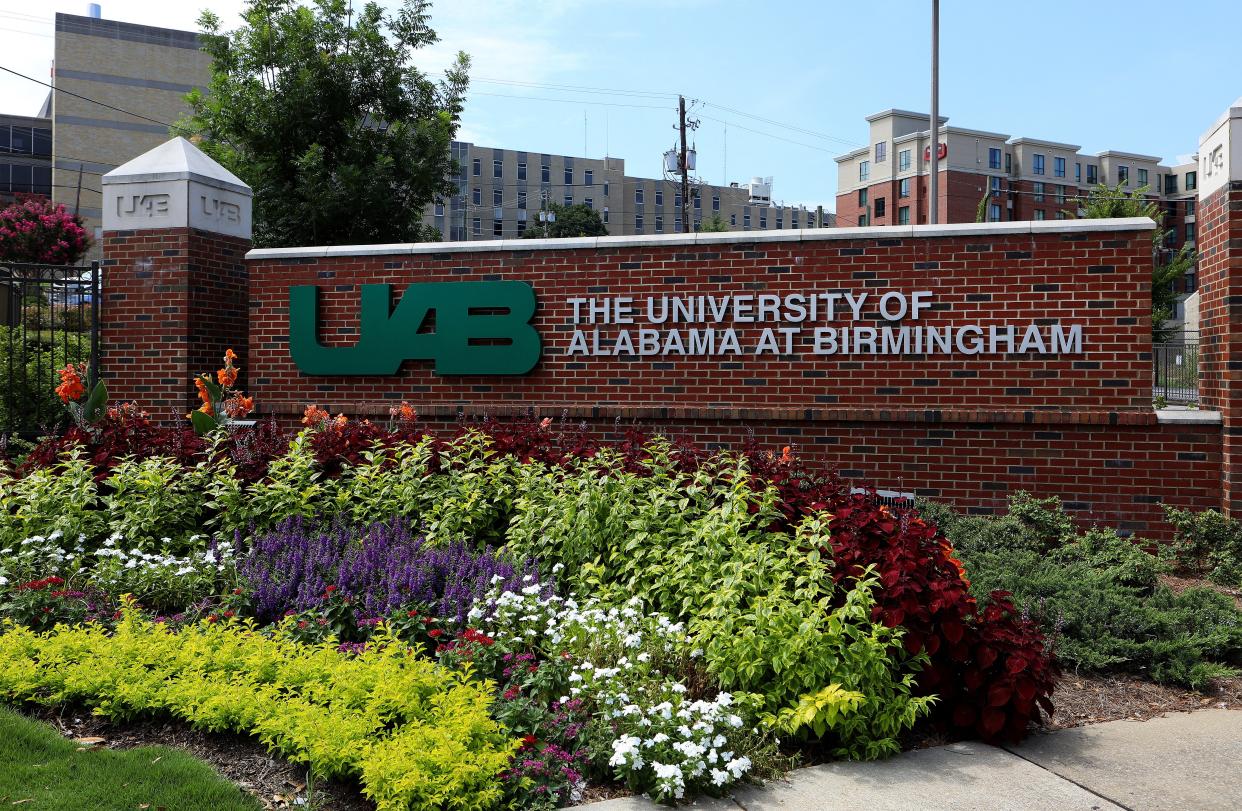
[103,136,252,197]
[245,217,1159,260]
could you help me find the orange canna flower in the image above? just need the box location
[539,417,552,429]
[224,348,238,362]
[55,363,86,403]
[333,413,348,430]
[217,366,238,387]
[389,401,417,423]
[224,395,254,419]
[302,404,329,427]
[780,445,793,464]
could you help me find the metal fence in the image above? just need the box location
[0,262,99,439]
[1153,336,1199,404]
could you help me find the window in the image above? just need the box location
[730,213,736,226]
[1186,171,1197,191]
[858,213,869,226]
[988,203,1001,222]
[1165,174,1178,194]
[875,141,887,162]
[859,160,870,181]
[1033,209,1045,220]
[517,220,526,236]
[584,197,593,209]
[635,188,644,205]
[635,214,644,231]
[899,178,910,197]
[675,193,682,209]
[32,165,50,196]
[472,187,481,205]
[792,213,799,228]
[541,164,550,182]
[743,210,751,228]
[603,207,609,223]
[32,128,51,157]
[8,164,31,193]
[564,167,573,185]
[858,188,868,207]
[1033,154,1045,175]
[493,188,502,206]
[1033,182,1044,202]
[518,191,527,210]
[493,219,503,237]
[1137,168,1148,187]
[1005,152,1012,173]
[564,194,573,207]
[584,169,593,187]
[518,162,527,181]
[990,175,1002,195]
[1075,162,1082,182]
[655,215,663,233]
[433,203,444,217]
[1055,184,1066,204]
[655,189,663,206]
[776,216,783,229]
[693,193,701,209]
[493,159,502,179]
[898,206,910,225]
[988,148,1002,170]
[899,149,912,171]
[1087,164,1098,184]
[604,181,609,196]
[759,211,767,229]
[874,197,886,218]
[1054,156,1066,178]
[1056,210,1067,219]
[1118,165,1129,186]
[1186,222,1195,243]
[472,217,481,236]
[712,195,720,211]
[472,158,480,176]
[1186,199,1196,216]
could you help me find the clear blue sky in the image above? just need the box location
[2,0,1240,210]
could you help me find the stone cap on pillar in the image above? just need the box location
[1199,95,1242,200]
[101,136,252,240]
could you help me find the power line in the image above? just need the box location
[0,64,175,129]
[697,114,836,155]
[469,90,670,110]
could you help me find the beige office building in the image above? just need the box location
[50,12,210,256]
[422,142,828,240]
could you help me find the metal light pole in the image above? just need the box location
[928,0,940,225]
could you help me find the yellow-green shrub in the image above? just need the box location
[0,604,517,811]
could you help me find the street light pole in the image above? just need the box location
[929,0,940,225]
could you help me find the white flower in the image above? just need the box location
[725,756,751,778]
[710,768,730,786]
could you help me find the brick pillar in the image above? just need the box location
[99,137,252,419]
[1197,98,1242,513]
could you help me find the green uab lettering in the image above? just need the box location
[288,281,541,375]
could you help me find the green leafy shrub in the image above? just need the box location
[0,325,91,436]
[1164,505,1242,587]
[0,452,103,548]
[0,603,517,811]
[101,457,211,552]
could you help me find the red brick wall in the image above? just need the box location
[1197,180,1242,513]
[248,229,1154,417]
[100,227,250,418]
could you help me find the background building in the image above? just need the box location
[0,113,52,207]
[421,141,831,240]
[834,109,1199,330]
[50,11,211,256]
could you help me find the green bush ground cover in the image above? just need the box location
[0,704,261,811]
[920,494,1242,688]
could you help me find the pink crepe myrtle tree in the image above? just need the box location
[0,196,91,266]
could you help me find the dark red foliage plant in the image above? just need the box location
[19,404,204,478]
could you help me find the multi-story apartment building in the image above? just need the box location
[835,109,1199,329]
[422,141,829,240]
[0,113,52,207]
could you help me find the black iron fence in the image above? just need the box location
[1153,335,1199,404]
[0,262,99,439]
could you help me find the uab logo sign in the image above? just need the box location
[289,281,540,375]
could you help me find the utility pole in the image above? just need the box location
[679,95,690,235]
[928,0,940,225]
[73,163,83,217]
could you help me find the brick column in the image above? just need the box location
[1197,98,1242,513]
[99,138,252,419]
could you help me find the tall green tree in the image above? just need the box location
[179,0,469,248]
[521,203,608,239]
[699,212,729,232]
[1074,183,1194,341]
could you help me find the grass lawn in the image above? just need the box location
[0,706,261,811]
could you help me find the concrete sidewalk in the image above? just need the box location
[586,709,1242,811]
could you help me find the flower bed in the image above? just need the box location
[0,355,1065,808]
